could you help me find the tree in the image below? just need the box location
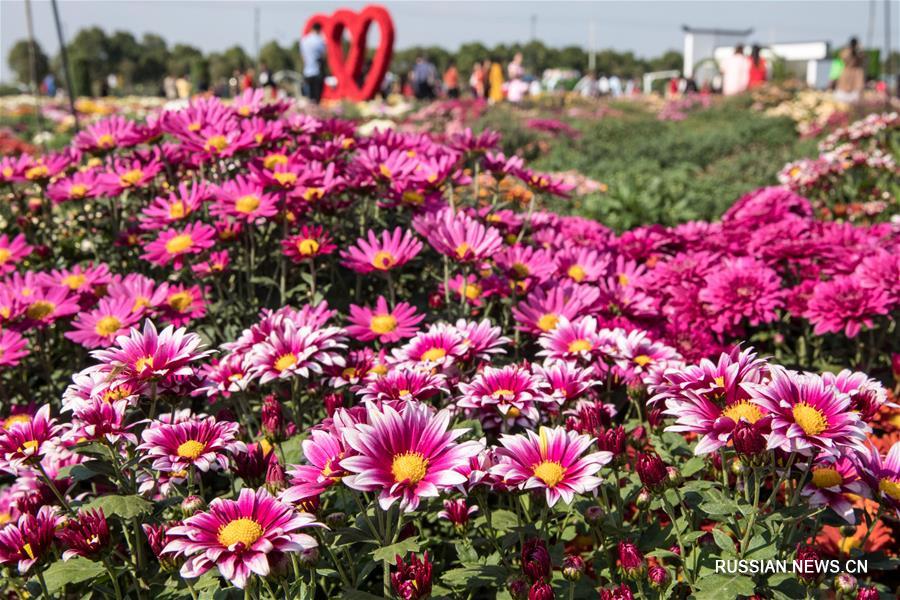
[259,41,295,73]
[135,33,169,89]
[8,39,50,87]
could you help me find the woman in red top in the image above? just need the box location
[748,45,768,88]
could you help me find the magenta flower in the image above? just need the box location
[748,368,868,457]
[0,329,29,368]
[0,505,60,574]
[281,225,336,263]
[164,487,321,589]
[533,360,596,405]
[141,181,212,230]
[74,115,146,152]
[97,157,162,195]
[211,175,279,224]
[68,397,135,445]
[0,234,32,275]
[22,285,80,326]
[537,317,621,369]
[346,296,424,343]
[698,257,784,334]
[801,456,864,523]
[0,405,62,474]
[138,417,245,474]
[340,227,423,274]
[46,170,100,204]
[248,320,346,385]
[358,368,448,404]
[413,208,503,263]
[822,369,889,421]
[142,222,217,269]
[390,325,468,371]
[857,441,900,512]
[438,498,478,528]
[491,426,611,506]
[340,401,484,512]
[58,508,110,560]
[511,284,598,334]
[65,296,142,349]
[282,429,347,503]
[457,365,542,428]
[804,275,891,338]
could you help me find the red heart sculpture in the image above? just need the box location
[303,5,395,102]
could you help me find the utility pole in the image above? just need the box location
[588,20,596,71]
[23,0,42,136]
[51,0,79,131]
[530,14,537,41]
[254,6,261,65]
[887,0,894,100]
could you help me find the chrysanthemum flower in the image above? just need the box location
[211,176,279,224]
[65,296,141,349]
[46,170,100,204]
[804,275,891,338]
[537,317,621,369]
[358,368,448,404]
[0,405,63,474]
[340,227,423,274]
[457,365,542,427]
[282,429,347,503]
[40,263,111,298]
[0,234,32,275]
[413,208,503,263]
[160,284,208,327]
[800,456,864,523]
[698,257,784,335]
[22,285,80,326]
[856,441,900,513]
[74,115,146,152]
[347,296,424,344]
[91,320,210,386]
[748,368,868,457]
[138,417,245,473]
[533,360,596,405]
[106,273,169,316]
[68,397,134,445]
[0,329,28,368]
[249,320,346,385]
[511,284,598,334]
[495,245,555,283]
[0,505,60,574]
[340,401,483,511]
[142,222,217,269]
[554,247,610,283]
[281,225,337,263]
[822,369,889,422]
[491,426,611,507]
[141,182,212,230]
[97,157,162,195]
[163,487,321,588]
[389,325,468,371]
[614,330,681,385]
[58,508,110,560]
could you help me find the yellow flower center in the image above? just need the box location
[204,135,229,153]
[238,106,251,117]
[22,542,34,559]
[0,249,11,264]
[169,201,186,219]
[533,460,566,488]
[506,406,521,417]
[273,172,297,186]
[3,414,31,429]
[879,478,900,501]
[370,314,398,335]
[97,134,116,149]
[511,262,530,278]
[20,439,39,453]
[177,440,206,459]
[618,273,630,286]
[297,239,319,256]
[633,354,652,367]
[341,367,358,380]
[119,169,144,187]
[102,386,132,402]
[567,265,586,282]
[69,183,88,198]
[420,347,447,362]
[492,388,515,398]
[134,355,154,372]
[133,296,150,312]
[263,154,288,170]
[792,402,828,436]
[303,187,324,202]
[721,401,763,424]
[391,451,428,483]
[25,165,49,180]
[62,274,87,290]
[402,191,424,205]
[568,338,592,353]
[371,251,396,270]
[274,353,297,372]
[217,518,263,548]
[165,234,194,255]
[811,467,843,489]
[168,292,193,312]
[26,300,55,320]
[463,284,481,301]
[95,316,123,337]
[379,164,392,179]
[455,243,471,259]
[235,195,260,214]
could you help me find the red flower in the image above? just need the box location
[391,551,432,600]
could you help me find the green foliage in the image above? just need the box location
[7,39,50,86]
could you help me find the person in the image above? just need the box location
[597,74,610,96]
[507,52,524,80]
[721,44,750,96]
[163,75,177,100]
[469,62,485,98]
[175,74,192,99]
[412,55,437,100]
[42,73,57,97]
[240,69,255,92]
[608,74,622,97]
[488,58,504,102]
[836,37,865,103]
[573,70,599,98]
[301,23,327,103]
[258,62,276,98]
[747,45,767,88]
[443,60,460,98]
[507,76,529,103]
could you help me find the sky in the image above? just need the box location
[1,0,897,82]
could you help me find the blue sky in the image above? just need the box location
[2,1,896,82]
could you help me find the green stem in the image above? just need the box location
[102,556,123,600]
[761,451,797,511]
[661,496,694,587]
[36,569,52,600]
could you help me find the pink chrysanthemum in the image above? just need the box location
[511,284,599,334]
[142,222,217,269]
[537,317,621,369]
[804,275,891,338]
[358,368,448,404]
[65,296,142,349]
[282,429,348,503]
[856,441,900,513]
[698,257,784,334]
[340,227,423,274]
[67,397,135,445]
[801,456,864,523]
[164,487,321,589]
[346,296,425,343]
[614,330,681,385]
[533,360,596,405]
[22,285,80,326]
[491,426,611,507]
[413,208,503,263]
[0,405,63,474]
[0,329,28,368]
[389,325,468,371]
[248,320,346,385]
[0,234,32,275]
[281,225,337,263]
[457,365,542,427]
[141,181,212,230]
[138,417,245,473]
[0,505,60,574]
[340,401,483,512]
[748,368,868,457]
[211,176,279,224]
[822,369,890,422]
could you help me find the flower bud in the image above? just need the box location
[265,457,286,494]
[585,505,605,525]
[635,488,652,509]
[596,426,627,458]
[528,579,554,600]
[795,544,825,586]
[323,393,344,417]
[617,540,646,579]
[839,524,857,537]
[181,495,206,518]
[521,538,551,582]
[561,554,584,581]
[600,583,635,600]
[732,420,767,462]
[297,546,319,568]
[428,292,444,309]
[325,512,347,528]
[261,395,285,441]
[438,498,476,532]
[834,573,858,597]
[856,586,879,600]
[648,565,670,590]
[506,574,530,600]
[391,552,432,600]
[731,459,746,476]
[666,466,683,486]
[635,452,668,492]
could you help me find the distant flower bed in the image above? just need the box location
[0,91,897,599]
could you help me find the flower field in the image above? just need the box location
[0,89,898,599]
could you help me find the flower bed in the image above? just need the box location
[0,90,898,599]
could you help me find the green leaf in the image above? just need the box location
[486,509,519,533]
[80,494,153,519]
[699,500,740,516]
[440,565,506,589]
[693,573,756,599]
[279,434,305,465]
[712,528,737,556]
[41,557,106,592]
[371,536,420,562]
[340,591,383,600]
[681,456,706,477]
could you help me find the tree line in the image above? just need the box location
[6,27,684,96]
